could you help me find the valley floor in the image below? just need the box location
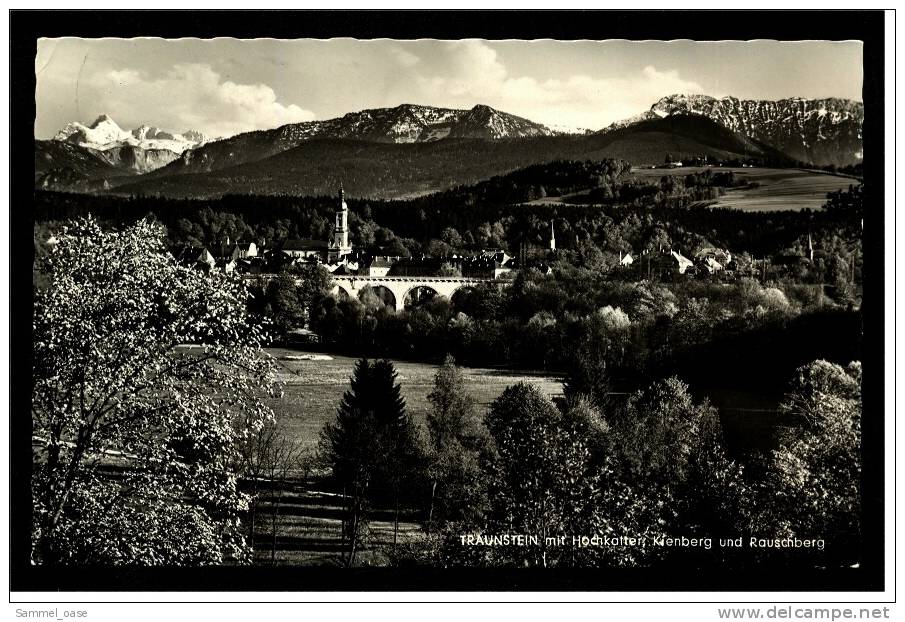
[631,166,857,212]
[267,348,564,454]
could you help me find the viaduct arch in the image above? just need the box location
[330,275,508,312]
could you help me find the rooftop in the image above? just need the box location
[281,239,329,251]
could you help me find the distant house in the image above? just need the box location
[662,251,694,274]
[481,249,512,265]
[462,255,513,279]
[223,258,240,273]
[174,246,216,271]
[210,242,241,273]
[652,250,694,276]
[695,247,732,267]
[262,248,294,272]
[280,239,329,262]
[330,264,353,276]
[672,251,694,274]
[700,256,724,274]
[327,259,359,274]
[237,241,258,259]
[236,257,264,274]
[620,252,634,266]
[493,262,515,279]
[286,328,320,345]
[359,256,396,277]
[694,247,732,274]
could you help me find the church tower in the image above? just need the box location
[330,184,352,261]
[549,220,556,252]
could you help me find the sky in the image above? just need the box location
[34,38,863,140]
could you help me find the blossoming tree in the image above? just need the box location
[32,217,280,565]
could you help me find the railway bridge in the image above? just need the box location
[330,275,509,312]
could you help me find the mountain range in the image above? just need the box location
[97,114,792,200]
[605,94,863,167]
[152,103,556,178]
[47,115,211,176]
[55,114,210,153]
[35,95,863,198]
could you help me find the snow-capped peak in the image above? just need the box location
[55,114,133,147]
[90,114,118,128]
[181,129,210,143]
[132,125,165,141]
[53,116,209,154]
[546,123,592,135]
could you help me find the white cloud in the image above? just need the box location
[88,63,315,137]
[55,44,704,139]
[390,46,420,68]
[404,41,704,131]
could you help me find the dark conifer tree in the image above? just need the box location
[319,359,378,566]
[369,359,423,548]
[320,358,423,562]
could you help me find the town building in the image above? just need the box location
[265,187,356,266]
[694,247,733,274]
[645,249,694,278]
[279,238,330,261]
[359,256,395,277]
[175,246,216,271]
[695,247,732,267]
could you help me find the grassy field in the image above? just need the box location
[629,166,857,212]
[266,348,564,455]
[521,167,856,211]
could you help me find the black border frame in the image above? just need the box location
[9,9,888,594]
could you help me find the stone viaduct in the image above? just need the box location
[330,275,509,312]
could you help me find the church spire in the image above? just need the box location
[549,220,556,252]
[331,182,351,260]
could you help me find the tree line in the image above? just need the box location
[33,165,863,263]
[298,264,861,402]
[318,353,861,569]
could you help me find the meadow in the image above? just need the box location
[266,348,564,454]
[629,166,858,212]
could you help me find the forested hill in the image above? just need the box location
[33,158,861,262]
[34,140,128,190]
[34,159,632,225]
[106,136,593,200]
[96,115,792,200]
[424,159,633,205]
